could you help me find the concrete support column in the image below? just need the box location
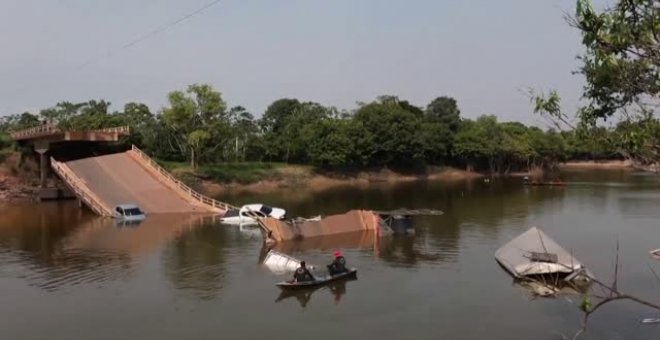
[39,152,47,188]
[34,140,50,189]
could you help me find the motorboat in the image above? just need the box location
[220,204,286,225]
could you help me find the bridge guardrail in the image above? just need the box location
[10,124,60,139]
[93,126,130,134]
[129,145,236,213]
[10,125,130,140]
[50,158,113,217]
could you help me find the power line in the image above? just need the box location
[77,0,223,69]
[3,0,225,114]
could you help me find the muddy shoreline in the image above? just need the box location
[558,160,633,169]
[0,160,643,201]
[199,167,483,195]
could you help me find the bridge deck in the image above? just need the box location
[66,153,203,214]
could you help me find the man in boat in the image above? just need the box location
[327,250,348,276]
[293,261,315,282]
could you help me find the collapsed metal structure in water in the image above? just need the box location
[259,209,444,243]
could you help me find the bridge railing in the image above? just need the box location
[92,126,131,134]
[10,124,60,139]
[50,158,113,217]
[129,145,236,213]
[10,124,130,140]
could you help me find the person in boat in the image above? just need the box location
[293,261,315,282]
[327,250,348,276]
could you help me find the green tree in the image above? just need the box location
[261,98,301,134]
[353,96,425,169]
[454,115,504,172]
[162,84,228,168]
[118,102,157,148]
[305,118,357,168]
[426,96,461,132]
[281,102,332,163]
[533,0,659,165]
[227,106,260,161]
[574,0,659,122]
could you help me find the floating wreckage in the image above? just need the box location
[495,227,592,296]
[650,249,660,260]
[259,209,443,243]
[263,250,315,274]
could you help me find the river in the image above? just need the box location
[0,169,658,339]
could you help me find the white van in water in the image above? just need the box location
[113,204,146,222]
[220,204,286,225]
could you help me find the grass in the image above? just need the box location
[157,160,288,184]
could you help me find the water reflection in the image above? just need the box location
[275,278,356,308]
[263,230,376,256]
[0,203,220,291]
[161,222,228,300]
[376,235,455,266]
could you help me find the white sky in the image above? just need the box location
[0,0,610,125]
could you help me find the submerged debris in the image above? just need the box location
[650,249,660,260]
[262,250,314,274]
[495,227,593,295]
[260,209,443,243]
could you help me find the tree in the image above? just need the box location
[574,0,659,123]
[162,84,228,168]
[0,112,41,131]
[533,0,660,165]
[426,96,461,132]
[454,115,504,172]
[353,97,425,169]
[280,102,332,163]
[261,98,301,134]
[118,102,157,148]
[305,118,357,168]
[227,106,260,161]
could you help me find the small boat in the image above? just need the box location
[276,268,358,290]
[650,249,660,259]
[220,204,286,225]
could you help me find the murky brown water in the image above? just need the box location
[1,169,659,339]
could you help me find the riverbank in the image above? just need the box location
[174,164,483,195]
[558,160,633,169]
[0,152,38,202]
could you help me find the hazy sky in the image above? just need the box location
[0,0,607,125]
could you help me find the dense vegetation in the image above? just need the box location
[0,85,621,177]
[534,0,659,166]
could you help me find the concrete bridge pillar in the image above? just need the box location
[34,141,50,188]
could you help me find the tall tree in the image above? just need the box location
[162,84,228,168]
[574,0,659,123]
[534,0,659,165]
[426,96,461,132]
[354,96,425,168]
[261,98,301,134]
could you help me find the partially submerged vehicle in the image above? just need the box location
[495,227,592,287]
[220,204,286,225]
[113,204,146,222]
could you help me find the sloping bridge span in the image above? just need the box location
[51,146,233,217]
